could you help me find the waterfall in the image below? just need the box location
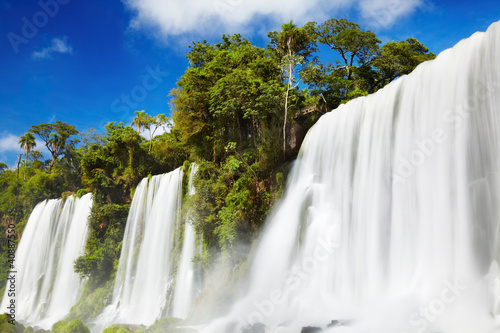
[103,167,184,326]
[1,193,93,329]
[205,21,500,333]
[172,163,201,319]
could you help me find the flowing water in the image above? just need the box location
[11,20,500,333]
[0,193,93,329]
[98,165,201,328]
[204,21,500,333]
[172,163,201,319]
[103,168,184,326]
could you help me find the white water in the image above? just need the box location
[101,167,184,327]
[1,194,93,329]
[172,163,201,319]
[205,21,500,333]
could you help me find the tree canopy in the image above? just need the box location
[0,16,437,305]
[29,121,79,168]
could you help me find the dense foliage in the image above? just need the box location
[0,18,435,323]
[51,319,90,333]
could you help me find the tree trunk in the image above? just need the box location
[283,44,293,159]
[129,148,134,177]
[16,154,22,180]
[49,155,56,169]
[148,128,154,153]
[24,150,27,181]
[283,81,290,157]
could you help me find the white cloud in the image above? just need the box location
[138,126,169,140]
[0,133,50,156]
[122,0,423,38]
[359,0,424,29]
[136,122,171,140]
[34,138,50,156]
[0,133,52,167]
[32,36,73,59]
[0,133,20,153]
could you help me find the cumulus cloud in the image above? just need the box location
[0,133,51,167]
[32,36,73,59]
[0,133,20,153]
[138,125,170,141]
[359,0,424,29]
[123,0,423,37]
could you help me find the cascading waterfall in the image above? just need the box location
[0,193,93,329]
[172,163,201,319]
[205,21,500,333]
[101,167,184,327]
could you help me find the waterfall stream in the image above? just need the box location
[204,20,500,333]
[1,193,93,329]
[172,163,201,319]
[99,164,201,328]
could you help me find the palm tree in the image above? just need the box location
[16,154,22,180]
[280,20,299,56]
[279,21,299,157]
[147,114,168,152]
[131,110,149,134]
[19,132,36,180]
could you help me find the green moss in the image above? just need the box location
[149,317,183,333]
[102,325,133,333]
[74,203,130,286]
[23,327,48,333]
[68,280,114,321]
[0,285,5,304]
[0,313,17,333]
[51,319,90,333]
[76,188,89,198]
[61,191,75,202]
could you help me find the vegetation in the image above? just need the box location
[0,313,24,332]
[102,326,133,333]
[51,319,90,333]
[0,17,435,326]
[68,281,114,321]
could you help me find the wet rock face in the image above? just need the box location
[327,320,340,327]
[241,323,266,333]
[300,326,323,333]
[288,121,305,152]
[327,319,352,328]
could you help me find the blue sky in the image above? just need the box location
[0,0,499,166]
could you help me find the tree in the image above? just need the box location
[28,150,43,163]
[315,18,380,102]
[171,34,283,162]
[145,114,169,152]
[370,38,436,91]
[16,154,22,179]
[80,128,104,150]
[19,132,36,180]
[81,122,149,203]
[131,111,170,152]
[48,133,63,161]
[318,19,380,81]
[280,21,301,157]
[268,21,316,157]
[29,121,79,168]
[131,110,150,134]
[301,19,435,109]
[267,21,317,64]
